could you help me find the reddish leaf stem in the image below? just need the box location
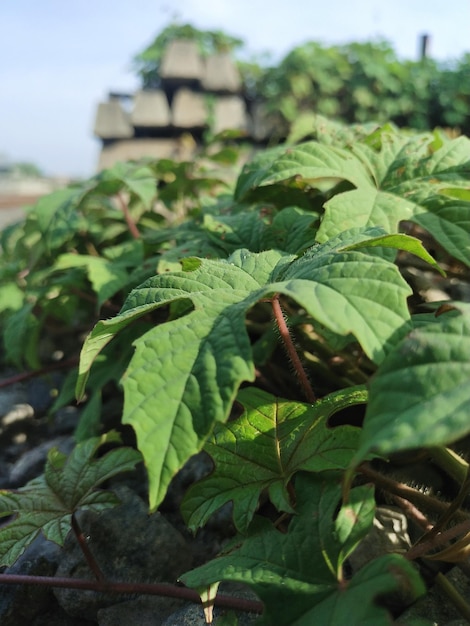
[359,464,469,520]
[391,494,433,532]
[271,294,316,403]
[0,357,79,389]
[71,513,105,581]
[405,518,470,561]
[0,574,264,613]
[117,192,140,239]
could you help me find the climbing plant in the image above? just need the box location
[0,119,470,623]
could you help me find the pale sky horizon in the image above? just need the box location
[1,0,469,178]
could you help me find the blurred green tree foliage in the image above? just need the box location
[133,23,470,136]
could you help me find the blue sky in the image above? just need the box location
[1,0,469,178]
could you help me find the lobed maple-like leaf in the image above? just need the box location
[316,132,470,265]
[76,228,418,509]
[181,474,425,625]
[0,432,141,567]
[88,161,157,208]
[182,386,367,532]
[235,142,372,200]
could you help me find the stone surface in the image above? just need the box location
[171,89,208,129]
[54,486,193,620]
[31,605,96,625]
[162,603,255,626]
[50,406,79,436]
[0,374,28,419]
[399,567,470,624]
[97,139,194,171]
[159,40,204,82]
[0,535,62,626]
[213,96,248,134]
[8,435,74,487]
[97,595,185,626]
[1,403,34,428]
[348,506,411,572]
[201,54,242,93]
[94,102,133,139]
[131,90,171,128]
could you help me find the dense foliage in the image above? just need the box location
[134,23,470,138]
[1,118,470,623]
[253,44,470,138]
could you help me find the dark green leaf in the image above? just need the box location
[183,474,423,625]
[0,432,141,566]
[77,231,411,509]
[182,386,367,532]
[351,303,470,466]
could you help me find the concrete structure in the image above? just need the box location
[94,101,133,139]
[171,89,207,128]
[202,53,242,92]
[93,39,273,170]
[159,40,205,82]
[131,90,171,128]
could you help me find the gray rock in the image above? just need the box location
[162,585,260,626]
[162,601,258,625]
[0,534,62,626]
[0,375,29,420]
[8,436,74,487]
[50,406,79,435]
[1,403,34,427]
[98,595,185,626]
[348,506,411,572]
[54,486,193,620]
[399,567,470,624]
[32,605,96,626]
[27,374,64,414]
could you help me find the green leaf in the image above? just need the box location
[203,210,268,253]
[3,302,41,369]
[76,230,412,509]
[183,474,423,625]
[351,303,470,467]
[33,186,89,254]
[279,229,412,361]
[410,192,470,267]
[182,386,367,532]
[54,254,131,309]
[74,389,102,441]
[299,554,425,626]
[316,187,415,242]
[235,142,372,201]
[233,145,289,201]
[90,161,156,208]
[317,134,470,264]
[343,232,444,275]
[0,282,24,315]
[0,432,141,566]
[261,206,319,253]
